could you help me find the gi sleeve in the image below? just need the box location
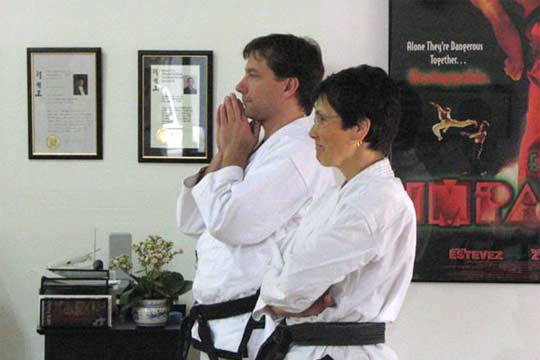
[176,169,207,236]
[190,157,310,246]
[259,204,378,313]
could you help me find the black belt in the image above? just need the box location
[180,291,264,360]
[255,321,385,360]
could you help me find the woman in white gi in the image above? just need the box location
[253,65,417,360]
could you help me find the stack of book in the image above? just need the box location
[39,269,112,328]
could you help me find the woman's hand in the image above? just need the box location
[269,290,336,318]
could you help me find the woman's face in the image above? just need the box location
[309,97,359,168]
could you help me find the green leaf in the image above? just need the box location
[127,273,140,282]
[153,287,171,298]
[151,270,161,281]
[159,271,186,295]
[120,294,144,316]
[119,288,135,306]
[137,276,151,288]
[177,280,193,296]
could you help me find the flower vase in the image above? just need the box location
[132,299,170,327]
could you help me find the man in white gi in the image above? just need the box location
[177,34,335,360]
[253,65,417,360]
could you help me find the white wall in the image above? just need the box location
[1,1,538,359]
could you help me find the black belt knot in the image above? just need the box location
[272,323,292,345]
[180,291,263,360]
[261,322,292,360]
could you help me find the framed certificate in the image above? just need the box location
[138,50,213,163]
[27,48,102,159]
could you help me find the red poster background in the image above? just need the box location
[390,0,540,282]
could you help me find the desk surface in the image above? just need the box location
[37,320,181,334]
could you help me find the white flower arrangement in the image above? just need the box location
[110,235,192,316]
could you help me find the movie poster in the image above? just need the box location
[389,0,539,282]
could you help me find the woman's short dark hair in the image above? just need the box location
[317,65,401,156]
[243,34,324,115]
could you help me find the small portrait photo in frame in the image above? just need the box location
[138,50,213,163]
[183,75,198,95]
[73,74,88,96]
[27,48,102,159]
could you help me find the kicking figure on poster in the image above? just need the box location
[430,101,478,141]
[460,120,491,160]
[461,120,491,176]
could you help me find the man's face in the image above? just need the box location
[235,53,286,122]
[187,78,193,87]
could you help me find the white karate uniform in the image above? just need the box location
[254,159,416,360]
[177,117,336,359]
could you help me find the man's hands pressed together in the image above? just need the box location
[220,93,261,169]
[202,93,261,177]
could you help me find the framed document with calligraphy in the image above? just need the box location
[138,50,213,163]
[27,48,102,159]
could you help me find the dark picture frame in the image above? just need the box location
[27,48,102,159]
[138,50,213,163]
